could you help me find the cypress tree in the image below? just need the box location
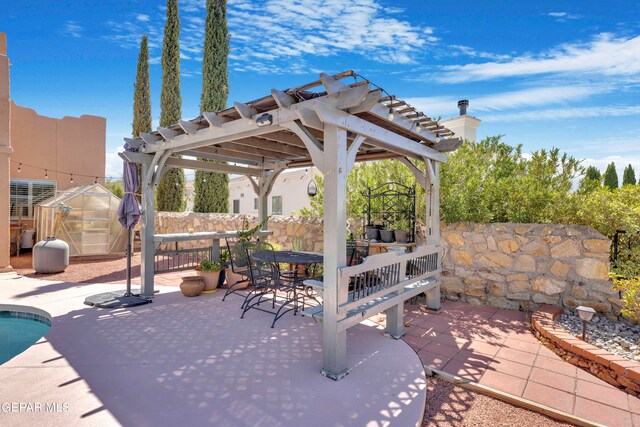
[194,0,230,213]
[584,165,601,182]
[577,165,601,193]
[622,164,636,186]
[157,0,186,212]
[603,162,619,190]
[132,36,151,202]
[133,35,152,139]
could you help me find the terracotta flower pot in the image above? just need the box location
[196,270,220,291]
[224,268,250,289]
[180,276,205,297]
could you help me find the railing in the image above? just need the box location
[154,246,214,274]
[337,244,441,316]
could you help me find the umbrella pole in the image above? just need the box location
[126,228,132,296]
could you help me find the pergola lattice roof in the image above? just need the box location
[122,70,460,178]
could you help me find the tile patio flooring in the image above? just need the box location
[0,273,426,426]
[403,301,640,427]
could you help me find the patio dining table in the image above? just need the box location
[250,250,324,325]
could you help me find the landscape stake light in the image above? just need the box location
[576,306,596,341]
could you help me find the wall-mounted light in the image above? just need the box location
[307,179,317,197]
[255,113,273,127]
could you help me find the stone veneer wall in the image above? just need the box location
[155,212,360,253]
[441,223,618,314]
[155,214,619,314]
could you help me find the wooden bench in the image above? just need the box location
[303,244,441,333]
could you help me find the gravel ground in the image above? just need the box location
[422,377,573,427]
[557,312,640,362]
[10,253,576,426]
[10,251,142,284]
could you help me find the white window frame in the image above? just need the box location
[10,179,56,220]
[271,195,282,215]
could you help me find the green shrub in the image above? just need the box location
[612,276,640,323]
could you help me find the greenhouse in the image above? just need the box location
[34,183,127,257]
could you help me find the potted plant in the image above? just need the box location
[195,259,223,292]
[379,225,395,243]
[364,224,380,241]
[218,249,229,288]
[394,219,411,244]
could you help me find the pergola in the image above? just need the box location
[120,70,461,379]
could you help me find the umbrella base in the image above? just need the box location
[84,289,152,308]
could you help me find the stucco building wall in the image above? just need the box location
[9,103,106,190]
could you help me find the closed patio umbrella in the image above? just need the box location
[84,141,150,308]
[118,141,141,296]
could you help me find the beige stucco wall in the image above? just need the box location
[10,102,106,190]
[228,167,320,215]
[0,33,11,271]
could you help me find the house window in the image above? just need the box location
[254,198,258,210]
[272,196,282,215]
[10,179,56,219]
[232,199,240,214]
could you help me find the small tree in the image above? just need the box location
[105,180,124,198]
[622,164,636,186]
[603,162,619,190]
[157,0,186,212]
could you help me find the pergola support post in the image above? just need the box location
[321,124,348,380]
[140,160,156,298]
[425,159,441,311]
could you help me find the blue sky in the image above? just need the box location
[3,0,640,180]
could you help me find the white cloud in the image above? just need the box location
[547,11,580,22]
[62,21,83,38]
[103,0,435,75]
[405,85,604,117]
[105,146,125,180]
[483,105,640,123]
[436,33,640,83]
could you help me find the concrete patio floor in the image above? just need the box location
[403,301,640,427]
[0,273,426,427]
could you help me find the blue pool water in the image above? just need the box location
[0,311,51,365]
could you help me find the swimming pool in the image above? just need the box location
[0,307,51,365]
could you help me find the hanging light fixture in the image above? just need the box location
[44,169,48,179]
[435,132,440,143]
[17,163,21,172]
[94,176,98,184]
[70,174,74,184]
[307,179,317,197]
[416,122,422,133]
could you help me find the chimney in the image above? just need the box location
[458,99,469,116]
